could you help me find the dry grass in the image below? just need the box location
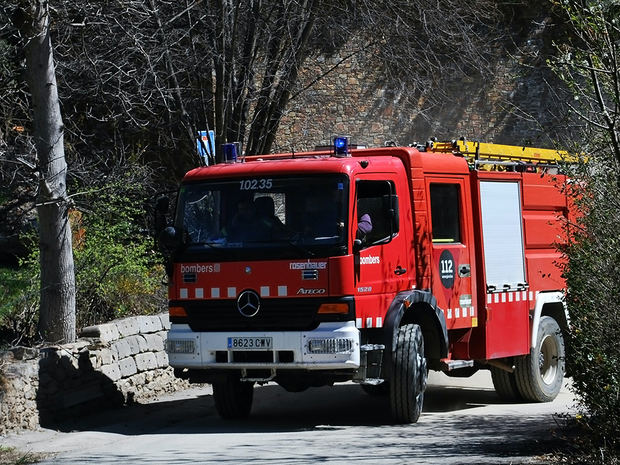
[0,446,47,465]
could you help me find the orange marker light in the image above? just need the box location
[318,303,349,314]
[169,306,188,317]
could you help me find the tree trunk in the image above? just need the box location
[18,0,76,343]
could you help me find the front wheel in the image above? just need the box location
[212,376,254,419]
[515,316,565,402]
[390,324,427,423]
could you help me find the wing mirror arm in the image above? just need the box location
[353,238,363,253]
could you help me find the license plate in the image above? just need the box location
[227,337,273,350]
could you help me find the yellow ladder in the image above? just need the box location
[430,140,577,164]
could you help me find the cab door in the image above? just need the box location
[353,176,412,330]
[426,176,477,331]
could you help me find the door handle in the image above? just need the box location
[394,266,407,275]
[459,264,471,278]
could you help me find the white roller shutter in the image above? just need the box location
[479,181,526,290]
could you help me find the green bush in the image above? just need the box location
[73,193,165,327]
[0,261,39,346]
[0,166,166,345]
[562,160,620,460]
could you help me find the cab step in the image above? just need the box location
[441,359,474,371]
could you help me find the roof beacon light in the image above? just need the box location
[221,143,238,164]
[334,136,349,157]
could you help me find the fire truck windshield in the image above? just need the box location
[174,175,349,260]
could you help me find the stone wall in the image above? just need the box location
[0,313,188,433]
[274,17,566,153]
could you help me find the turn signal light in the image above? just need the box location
[169,306,188,317]
[318,303,349,314]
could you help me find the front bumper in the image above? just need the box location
[166,321,360,370]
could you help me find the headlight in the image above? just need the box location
[307,338,354,354]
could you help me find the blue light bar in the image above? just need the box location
[334,137,349,156]
[221,143,238,163]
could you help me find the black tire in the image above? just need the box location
[212,376,254,419]
[515,316,565,402]
[490,365,523,402]
[361,382,389,396]
[390,324,427,424]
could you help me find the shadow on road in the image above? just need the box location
[51,381,512,434]
[38,382,570,464]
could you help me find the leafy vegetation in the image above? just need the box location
[560,158,620,463]
[72,176,166,327]
[549,0,620,461]
[0,162,165,346]
[0,262,38,346]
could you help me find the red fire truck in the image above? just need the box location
[159,138,571,423]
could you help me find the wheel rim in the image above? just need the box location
[539,333,558,385]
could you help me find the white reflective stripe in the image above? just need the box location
[515,292,520,302]
[180,288,188,299]
[366,317,373,328]
[278,286,287,296]
[356,318,363,328]
[455,308,460,318]
[529,291,534,300]
[522,291,527,300]
[501,293,506,303]
[508,292,513,302]
[211,288,220,298]
[195,288,204,298]
[376,317,383,327]
[260,286,270,297]
[494,294,499,303]
[470,307,474,317]
[487,294,492,304]
[447,308,452,319]
[227,287,237,298]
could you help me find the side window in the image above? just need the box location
[430,183,461,243]
[356,180,397,245]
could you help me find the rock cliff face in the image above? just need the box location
[275,13,567,153]
[0,313,188,433]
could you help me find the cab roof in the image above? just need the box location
[182,146,470,183]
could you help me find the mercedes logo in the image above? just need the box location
[236,289,261,318]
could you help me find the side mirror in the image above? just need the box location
[159,226,180,252]
[156,196,170,213]
[154,196,170,234]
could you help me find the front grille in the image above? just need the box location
[179,298,325,331]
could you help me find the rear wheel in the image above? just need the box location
[390,324,427,423]
[515,316,565,402]
[491,364,523,402]
[212,376,254,419]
